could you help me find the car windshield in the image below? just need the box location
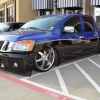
[21,16,63,32]
[0,23,10,32]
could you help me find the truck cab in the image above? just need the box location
[59,14,98,51]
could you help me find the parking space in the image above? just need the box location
[0,54,100,100]
[20,54,100,100]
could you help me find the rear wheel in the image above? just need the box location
[33,46,55,72]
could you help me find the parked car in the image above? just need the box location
[0,14,99,72]
[0,22,25,33]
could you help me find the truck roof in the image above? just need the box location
[38,14,93,18]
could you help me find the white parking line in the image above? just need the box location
[20,78,64,95]
[74,62,100,93]
[55,68,69,95]
[87,58,100,68]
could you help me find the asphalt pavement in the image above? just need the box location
[0,53,100,100]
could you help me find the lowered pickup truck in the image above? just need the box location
[0,14,99,72]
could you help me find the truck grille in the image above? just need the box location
[0,41,14,52]
[0,41,4,49]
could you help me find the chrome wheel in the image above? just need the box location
[35,47,55,71]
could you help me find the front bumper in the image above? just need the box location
[0,53,36,71]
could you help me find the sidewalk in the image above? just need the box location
[0,72,72,100]
[0,77,56,100]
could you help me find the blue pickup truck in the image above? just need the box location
[0,14,99,72]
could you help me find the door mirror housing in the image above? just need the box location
[63,26,74,33]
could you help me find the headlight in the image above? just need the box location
[13,40,34,51]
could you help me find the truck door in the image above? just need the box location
[61,16,85,53]
[80,16,98,50]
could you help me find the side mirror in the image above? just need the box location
[63,26,74,33]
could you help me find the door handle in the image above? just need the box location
[80,36,85,39]
[94,32,98,36]
[94,34,97,36]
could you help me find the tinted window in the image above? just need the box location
[63,17,81,33]
[13,23,24,30]
[0,23,10,32]
[82,17,94,32]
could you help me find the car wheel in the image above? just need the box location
[33,46,55,72]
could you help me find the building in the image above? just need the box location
[0,0,38,22]
[0,0,100,27]
[32,0,95,17]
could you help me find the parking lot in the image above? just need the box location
[0,53,100,100]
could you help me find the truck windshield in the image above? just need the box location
[0,23,10,32]
[21,16,63,32]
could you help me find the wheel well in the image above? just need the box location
[51,41,60,46]
[33,41,60,52]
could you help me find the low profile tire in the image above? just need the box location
[33,46,55,72]
[53,48,60,66]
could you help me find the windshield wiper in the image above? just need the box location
[19,28,29,30]
[28,27,40,30]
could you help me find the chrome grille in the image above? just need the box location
[0,41,4,49]
[0,41,15,52]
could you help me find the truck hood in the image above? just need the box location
[0,29,45,36]
[0,30,59,44]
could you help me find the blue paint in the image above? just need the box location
[0,14,98,44]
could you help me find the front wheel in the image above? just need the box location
[33,46,55,72]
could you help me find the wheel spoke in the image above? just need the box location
[41,60,45,68]
[47,59,52,66]
[38,52,44,56]
[46,54,49,58]
[49,49,53,56]
[49,55,54,58]
[47,50,54,58]
[36,57,43,62]
[44,50,47,55]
